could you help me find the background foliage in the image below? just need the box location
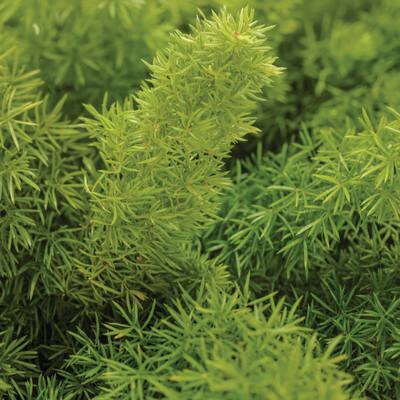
[1,0,400,399]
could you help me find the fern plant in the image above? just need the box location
[2,2,400,399]
[75,5,282,308]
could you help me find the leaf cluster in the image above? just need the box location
[2,2,400,399]
[197,105,400,397]
[9,282,358,400]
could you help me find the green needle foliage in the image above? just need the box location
[8,282,359,400]
[76,5,281,306]
[302,271,400,399]
[0,0,178,118]
[1,1,400,399]
[201,106,400,280]
[0,42,93,347]
[1,4,280,341]
[197,106,400,397]
[0,327,38,393]
[224,0,400,159]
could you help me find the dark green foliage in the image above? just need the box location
[8,283,359,400]
[202,106,400,280]
[0,328,38,393]
[304,272,400,399]
[198,107,400,397]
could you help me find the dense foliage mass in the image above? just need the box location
[1,0,400,399]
